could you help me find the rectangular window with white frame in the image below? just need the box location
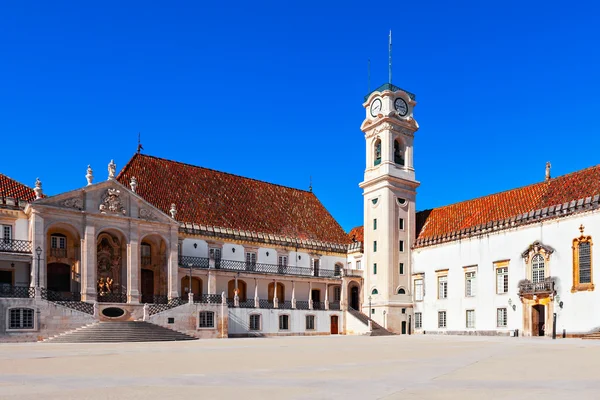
[249,314,261,331]
[497,267,509,294]
[209,248,222,268]
[415,312,422,329]
[356,260,362,270]
[1,225,12,243]
[497,308,507,327]
[305,315,315,330]
[414,279,424,301]
[466,309,475,328]
[278,255,288,267]
[465,271,476,297]
[438,311,447,328]
[279,314,290,330]
[438,276,448,299]
[246,252,257,268]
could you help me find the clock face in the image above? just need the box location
[370,98,382,117]
[394,98,408,116]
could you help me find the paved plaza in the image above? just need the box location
[0,335,599,399]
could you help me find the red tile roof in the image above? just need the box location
[117,153,350,245]
[417,165,600,245]
[0,173,36,202]
[348,226,364,243]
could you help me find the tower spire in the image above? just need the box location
[388,30,393,84]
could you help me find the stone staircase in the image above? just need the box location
[582,331,600,340]
[348,308,395,336]
[44,321,198,343]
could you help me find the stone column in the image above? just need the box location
[308,281,313,310]
[81,224,97,302]
[340,278,348,311]
[126,231,140,304]
[167,229,179,299]
[254,279,259,308]
[208,270,217,295]
[291,281,296,309]
[273,280,279,308]
[30,212,45,288]
[325,283,329,310]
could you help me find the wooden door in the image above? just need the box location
[330,316,339,334]
[141,269,154,303]
[532,304,546,336]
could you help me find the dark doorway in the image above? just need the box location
[350,286,360,310]
[47,263,71,292]
[311,289,321,309]
[402,321,407,334]
[532,304,545,336]
[0,270,13,285]
[141,269,154,303]
[330,315,339,334]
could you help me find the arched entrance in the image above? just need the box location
[97,230,126,302]
[532,304,546,336]
[139,234,168,303]
[47,263,71,292]
[228,279,247,302]
[349,284,360,310]
[268,282,285,302]
[181,276,203,299]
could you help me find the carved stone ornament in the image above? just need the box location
[373,123,395,135]
[62,197,83,210]
[521,240,555,263]
[139,208,157,221]
[99,188,126,215]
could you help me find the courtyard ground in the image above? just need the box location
[0,335,598,400]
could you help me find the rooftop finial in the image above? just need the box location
[86,165,93,186]
[170,203,177,219]
[309,176,313,193]
[545,161,551,181]
[108,160,116,180]
[34,178,43,200]
[137,132,144,154]
[579,224,585,235]
[130,176,137,193]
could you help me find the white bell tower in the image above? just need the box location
[359,83,419,333]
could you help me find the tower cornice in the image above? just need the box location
[361,117,418,139]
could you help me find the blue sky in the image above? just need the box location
[1,1,599,232]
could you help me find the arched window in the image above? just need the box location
[573,231,593,292]
[228,279,247,302]
[397,288,406,294]
[394,140,405,166]
[532,254,545,283]
[374,139,382,166]
[371,288,378,295]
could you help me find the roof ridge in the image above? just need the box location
[417,164,600,213]
[121,153,315,195]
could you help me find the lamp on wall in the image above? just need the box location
[555,294,563,309]
[508,298,516,311]
[10,263,14,268]
[232,248,235,253]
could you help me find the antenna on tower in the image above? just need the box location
[368,58,371,93]
[388,30,393,84]
[137,132,144,154]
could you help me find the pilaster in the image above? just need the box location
[82,224,97,301]
[127,230,140,304]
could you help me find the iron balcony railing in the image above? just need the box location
[518,279,555,296]
[330,301,341,310]
[0,239,32,254]
[178,255,340,279]
[41,288,94,315]
[194,294,222,304]
[148,297,187,316]
[0,285,34,298]
[97,292,127,303]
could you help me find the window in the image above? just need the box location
[249,314,261,331]
[373,218,377,230]
[356,260,362,270]
[415,312,422,329]
[399,241,404,252]
[399,263,404,275]
[573,233,593,291]
[374,139,382,166]
[198,311,214,328]
[399,218,404,230]
[9,308,34,330]
[414,279,424,301]
[279,314,289,330]
[401,308,406,314]
[141,243,151,265]
[466,310,475,328]
[497,308,507,327]
[373,241,377,252]
[438,276,448,299]
[438,311,447,328]
[278,255,288,267]
[333,286,341,301]
[394,140,405,165]
[334,264,342,276]
[246,252,257,268]
[532,254,545,283]
[465,272,476,297]
[306,315,315,330]
[373,263,377,275]
[2,225,12,243]
[51,235,66,249]
[397,288,406,294]
[496,266,509,294]
[313,258,320,276]
[371,288,378,295]
[209,248,222,268]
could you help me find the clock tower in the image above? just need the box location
[359,83,419,334]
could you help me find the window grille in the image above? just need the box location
[579,242,592,284]
[438,276,448,299]
[496,267,509,294]
[438,311,446,328]
[198,311,214,328]
[532,254,545,283]
[415,312,422,329]
[466,310,475,328]
[465,272,476,297]
[497,308,507,327]
[9,308,34,329]
[414,279,424,301]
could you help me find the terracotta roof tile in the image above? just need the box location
[117,153,350,245]
[348,226,364,243]
[0,173,36,202]
[417,165,600,243]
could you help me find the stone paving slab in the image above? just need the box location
[0,335,599,400]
